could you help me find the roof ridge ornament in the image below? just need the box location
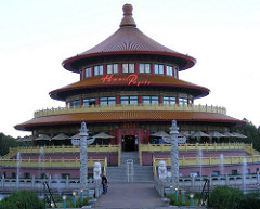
[120,4,136,28]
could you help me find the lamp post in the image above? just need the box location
[73,192,76,207]
[80,190,83,203]
[190,194,194,206]
[62,195,67,208]
[175,187,178,201]
[169,120,179,188]
[181,190,185,205]
[170,185,173,195]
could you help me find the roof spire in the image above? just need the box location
[120,4,136,27]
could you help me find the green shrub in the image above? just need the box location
[209,186,244,209]
[0,191,43,209]
[239,193,260,209]
[167,194,190,206]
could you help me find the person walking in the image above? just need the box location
[101,174,108,194]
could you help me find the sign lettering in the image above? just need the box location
[101,74,151,86]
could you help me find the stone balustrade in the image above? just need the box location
[34,103,226,118]
[0,157,107,170]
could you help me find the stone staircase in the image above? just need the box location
[106,152,154,183]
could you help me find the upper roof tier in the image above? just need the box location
[63,4,196,73]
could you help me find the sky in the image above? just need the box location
[0,0,260,138]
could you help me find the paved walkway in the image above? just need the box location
[95,183,166,208]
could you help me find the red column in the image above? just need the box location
[164,65,167,76]
[177,96,179,104]
[116,96,120,104]
[118,63,122,75]
[187,99,190,105]
[151,63,154,75]
[139,95,143,104]
[103,64,106,76]
[95,97,100,105]
[91,66,94,77]
[159,96,162,104]
[135,63,139,75]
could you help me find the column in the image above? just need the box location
[169,120,180,188]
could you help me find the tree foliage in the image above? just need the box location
[209,186,260,209]
[0,191,43,209]
[231,119,260,152]
[0,133,25,156]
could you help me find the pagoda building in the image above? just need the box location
[15,4,244,151]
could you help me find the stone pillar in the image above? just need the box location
[169,119,179,188]
[32,174,35,189]
[1,174,4,188]
[79,121,89,191]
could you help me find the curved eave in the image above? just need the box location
[15,112,245,131]
[50,75,209,101]
[62,51,196,73]
[50,83,209,101]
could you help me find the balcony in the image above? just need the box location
[34,104,226,118]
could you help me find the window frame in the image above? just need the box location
[100,96,116,106]
[122,63,135,74]
[154,64,165,75]
[120,95,139,105]
[166,65,173,77]
[107,64,119,75]
[142,95,159,104]
[94,65,104,76]
[139,63,151,74]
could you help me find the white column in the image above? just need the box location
[79,121,89,191]
[169,119,179,188]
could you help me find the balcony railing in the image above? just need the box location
[34,104,226,118]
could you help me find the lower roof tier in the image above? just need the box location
[15,110,245,131]
[50,74,209,101]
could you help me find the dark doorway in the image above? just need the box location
[124,135,135,152]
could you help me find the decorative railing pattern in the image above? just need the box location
[140,143,254,154]
[153,154,260,175]
[140,143,257,166]
[9,144,120,155]
[34,104,226,118]
[0,157,107,170]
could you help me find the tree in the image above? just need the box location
[231,122,260,151]
[0,133,24,156]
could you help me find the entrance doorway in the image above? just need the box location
[122,135,138,152]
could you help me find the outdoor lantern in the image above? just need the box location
[170,185,173,195]
[62,195,67,208]
[181,190,185,205]
[175,187,178,200]
[190,194,194,206]
[80,190,83,203]
[73,192,76,206]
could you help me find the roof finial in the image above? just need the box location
[120,4,136,27]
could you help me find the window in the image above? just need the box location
[231,170,238,175]
[163,96,176,105]
[24,173,30,179]
[212,171,220,176]
[120,96,138,105]
[94,65,103,76]
[41,173,48,179]
[107,64,118,74]
[154,64,164,75]
[82,98,95,106]
[62,173,70,179]
[166,66,173,76]
[143,96,159,104]
[139,63,151,74]
[71,100,80,107]
[12,172,16,179]
[85,67,92,78]
[190,172,199,178]
[100,96,116,105]
[174,67,179,79]
[122,63,135,74]
[179,97,187,105]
